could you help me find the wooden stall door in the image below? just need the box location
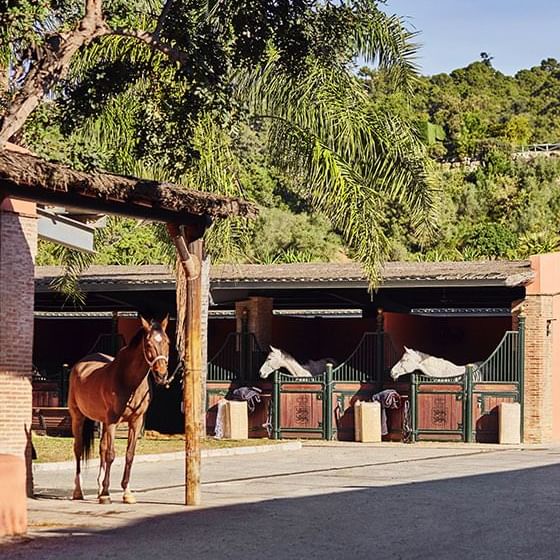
[279,382,325,439]
[415,382,465,442]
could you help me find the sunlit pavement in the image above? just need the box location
[2,442,560,559]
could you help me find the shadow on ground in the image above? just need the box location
[2,463,560,560]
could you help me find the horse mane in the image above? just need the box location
[278,348,309,369]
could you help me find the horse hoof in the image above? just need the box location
[99,495,112,505]
[72,492,84,500]
[123,493,136,504]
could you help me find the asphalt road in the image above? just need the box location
[2,442,560,559]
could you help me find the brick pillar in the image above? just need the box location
[523,294,554,443]
[0,198,37,495]
[235,297,273,350]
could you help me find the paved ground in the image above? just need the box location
[2,442,560,559]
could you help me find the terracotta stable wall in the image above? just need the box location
[553,294,560,440]
[524,253,560,443]
[271,316,378,363]
[0,198,37,501]
[384,313,512,365]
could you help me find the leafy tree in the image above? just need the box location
[459,222,518,259]
[37,217,174,266]
[501,115,532,147]
[480,52,494,68]
[3,0,435,286]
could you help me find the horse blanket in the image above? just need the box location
[371,389,401,435]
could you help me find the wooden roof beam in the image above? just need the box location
[0,149,257,224]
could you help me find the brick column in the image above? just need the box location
[235,297,273,349]
[0,198,37,495]
[523,295,554,443]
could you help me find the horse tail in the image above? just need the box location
[82,418,95,462]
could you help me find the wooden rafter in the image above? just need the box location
[0,149,257,223]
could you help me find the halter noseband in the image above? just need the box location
[142,339,170,385]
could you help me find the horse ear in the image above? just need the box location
[140,315,151,332]
[161,314,169,331]
[270,345,279,353]
[404,346,410,353]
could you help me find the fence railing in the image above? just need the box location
[516,143,560,154]
[207,332,267,383]
[332,332,399,382]
[473,331,521,382]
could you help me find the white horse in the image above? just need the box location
[390,347,481,381]
[259,346,336,379]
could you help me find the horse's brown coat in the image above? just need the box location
[68,316,170,504]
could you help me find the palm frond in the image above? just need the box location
[238,56,436,286]
[185,114,254,262]
[72,78,147,171]
[350,3,420,89]
[46,243,97,306]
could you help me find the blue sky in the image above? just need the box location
[380,0,560,76]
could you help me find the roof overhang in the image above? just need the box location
[34,262,532,314]
[0,148,257,224]
[409,307,513,317]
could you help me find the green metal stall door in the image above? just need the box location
[411,318,525,443]
[270,333,401,441]
[271,369,333,440]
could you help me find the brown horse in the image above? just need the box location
[68,316,170,504]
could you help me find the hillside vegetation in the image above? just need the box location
[36,57,560,266]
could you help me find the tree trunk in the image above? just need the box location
[0,7,108,147]
[183,237,203,506]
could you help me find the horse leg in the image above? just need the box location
[97,423,107,498]
[98,422,116,504]
[70,411,85,500]
[121,416,143,504]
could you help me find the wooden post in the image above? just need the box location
[184,235,203,505]
[167,223,204,506]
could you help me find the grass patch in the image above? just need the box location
[32,432,280,463]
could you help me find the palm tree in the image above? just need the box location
[2,0,438,295]
[26,0,435,284]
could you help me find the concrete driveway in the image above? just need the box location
[2,442,560,559]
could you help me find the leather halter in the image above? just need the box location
[142,338,169,385]
[142,341,169,369]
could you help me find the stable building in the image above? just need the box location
[33,254,560,444]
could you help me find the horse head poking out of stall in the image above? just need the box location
[390,346,480,381]
[260,346,336,379]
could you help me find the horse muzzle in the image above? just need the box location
[147,355,170,386]
[151,369,170,386]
